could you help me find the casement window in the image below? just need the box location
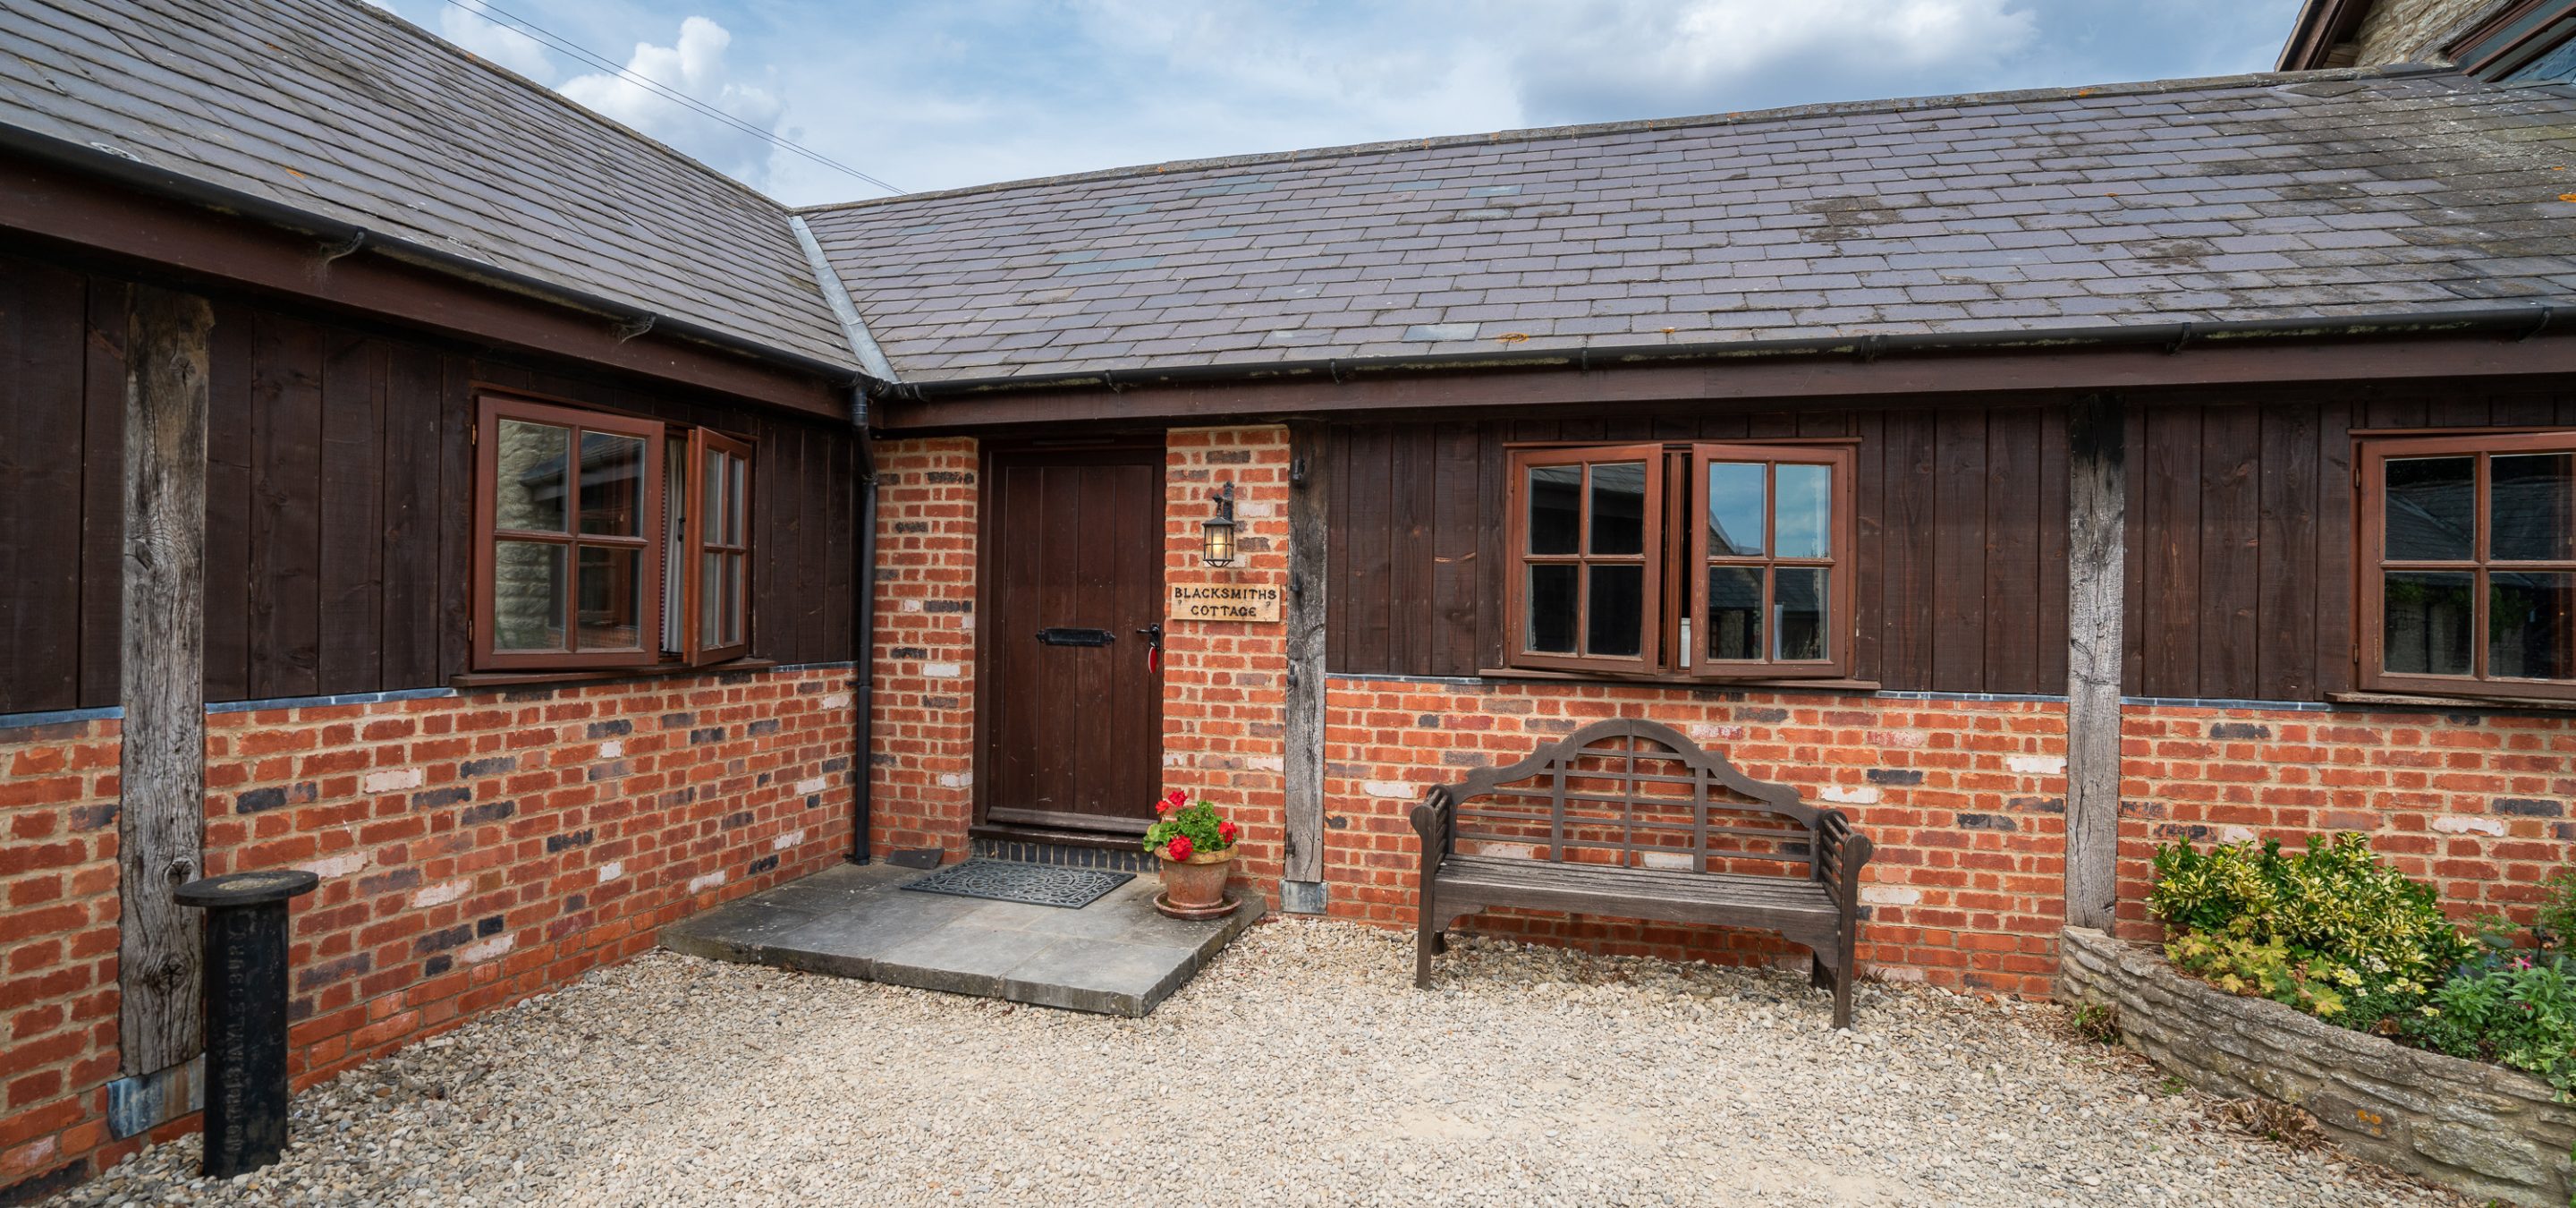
[2359,432,2576,700]
[1506,442,1853,680]
[474,394,753,671]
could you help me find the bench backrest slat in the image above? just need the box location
[1443,718,1820,871]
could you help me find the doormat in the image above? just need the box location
[900,859,1134,909]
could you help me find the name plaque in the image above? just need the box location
[1171,583,1283,623]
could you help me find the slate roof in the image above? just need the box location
[801,67,2576,385]
[0,0,854,370]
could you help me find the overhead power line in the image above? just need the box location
[439,0,903,196]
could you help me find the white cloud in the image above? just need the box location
[559,16,784,186]
[439,0,558,83]
[1496,0,2040,121]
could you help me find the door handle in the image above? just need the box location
[1138,624,1162,673]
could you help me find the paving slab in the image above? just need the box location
[657,861,1263,1017]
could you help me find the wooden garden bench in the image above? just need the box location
[1409,718,1876,1027]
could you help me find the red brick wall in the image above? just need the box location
[867,438,979,861]
[1322,676,2072,994]
[1,664,854,1200]
[1162,428,1292,886]
[2114,702,2576,940]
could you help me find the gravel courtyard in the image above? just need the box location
[52,920,2460,1207]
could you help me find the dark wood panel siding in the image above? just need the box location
[3,253,860,710]
[2130,388,2576,701]
[0,255,89,713]
[1325,407,2071,694]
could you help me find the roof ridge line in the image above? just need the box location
[791,64,2415,217]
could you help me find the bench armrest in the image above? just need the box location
[1410,786,1456,877]
[1815,808,1875,911]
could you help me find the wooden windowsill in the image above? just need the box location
[450,658,776,691]
[2326,689,2576,713]
[1475,667,1881,693]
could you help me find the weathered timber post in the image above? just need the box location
[1281,421,1328,913]
[119,286,215,1076]
[174,869,319,1178]
[2065,395,2125,931]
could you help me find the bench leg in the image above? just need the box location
[1809,954,1831,991]
[1832,916,1860,1030]
[1414,890,1439,990]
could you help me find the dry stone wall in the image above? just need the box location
[2059,926,2576,1206]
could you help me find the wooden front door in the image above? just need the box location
[979,444,1165,832]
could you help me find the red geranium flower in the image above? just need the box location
[1217,820,1239,844]
[1164,788,1188,808]
[1166,835,1194,862]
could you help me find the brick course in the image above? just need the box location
[1162,428,1292,888]
[0,664,853,1199]
[867,438,979,861]
[1322,676,2071,995]
[2114,702,2576,941]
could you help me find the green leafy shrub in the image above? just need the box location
[2151,829,2576,1104]
[2148,833,2473,997]
[2398,960,2576,1098]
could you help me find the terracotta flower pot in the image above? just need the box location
[1157,845,1237,911]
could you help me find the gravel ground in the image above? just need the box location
[49,920,2463,1207]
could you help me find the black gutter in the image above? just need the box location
[0,125,869,389]
[847,387,881,865]
[894,303,2564,399]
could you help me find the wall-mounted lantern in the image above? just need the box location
[1201,481,1238,567]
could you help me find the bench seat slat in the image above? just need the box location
[1438,856,1837,913]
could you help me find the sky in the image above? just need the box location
[365,0,2313,208]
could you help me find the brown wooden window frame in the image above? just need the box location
[1503,440,1853,681]
[1688,443,1856,680]
[1505,444,1666,675]
[687,427,753,664]
[2358,430,2576,702]
[472,392,754,673]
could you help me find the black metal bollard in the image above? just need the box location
[174,869,318,1179]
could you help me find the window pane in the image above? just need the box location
[1707,462,1764,557]
[2385,456,2474,561]
[702,551,724,648]
[1526,465,1580,556]
[1527,564,1578,652]
[1586,565,1642,657]
[2383,571,2473,676]
[1589,462,1647,556]
[2491,571,2576,680]
[1775,567,1829,661]
[1707,566,1762,661]
[1775,463,1833,559]
[577,432,645,536]
[730,455,748,546]
[2491,454,2575,562]
[703,447,726,547]
[492,540,566,651]
[724,553,746,646]
[575,546,642,651]
[494,420,569,532]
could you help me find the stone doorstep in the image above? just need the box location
[657,862,1264,1017]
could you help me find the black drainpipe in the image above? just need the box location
[848,386,880,864]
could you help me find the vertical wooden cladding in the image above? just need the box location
[0,257,101,713]
[2126,389,2576,702]
[2129,398,2327,702]
[1326,405,2070,694]
[0,249,859,712]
